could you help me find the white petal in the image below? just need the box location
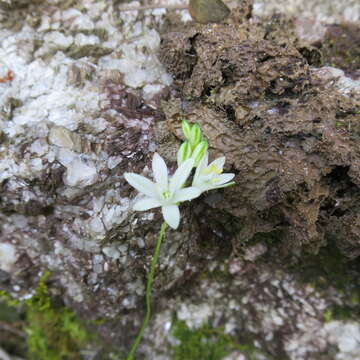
[152,153,168,189]
[169,158,194,194]
[214,181,236,189]
[133,198,162,211]
[215,173,235,185]
[124,173,157,197]
[162,205,180,229]
[193,151,208,182]
[209,156,226,171]
[173,187,202,202]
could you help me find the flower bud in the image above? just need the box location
[177,141,192,166]
[192,140,208,166]
[181,119,192,140]
[190,123,202,149]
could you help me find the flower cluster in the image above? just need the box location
[124,120,235,229]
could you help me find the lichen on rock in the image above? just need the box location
[1,0,360,359]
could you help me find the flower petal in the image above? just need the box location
[124,173,157,197]
[209,156,226,171]
[215,173,235,185]
[152,153,168,189]
[173,187,202,202]
[169,158,194,194]
[133,198,162,211]
[162,205,180,229]
[214,181,236,189]
[193,151,208,183]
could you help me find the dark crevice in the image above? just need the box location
[326,166,350,182]
[224,105,236,123]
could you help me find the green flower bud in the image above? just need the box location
[177,141,192,166]
[181,119,192,140]
[190,123,202,149]
[192,140,208,166]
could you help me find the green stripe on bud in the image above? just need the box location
[177,141,192,166]
[192,140,208,166]
[181,119,192,140]
[216,181,236,189]
[190,123,201,149]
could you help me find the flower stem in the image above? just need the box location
[126,221,168,360]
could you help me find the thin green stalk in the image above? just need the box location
[126,221,168,360]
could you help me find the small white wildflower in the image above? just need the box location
[124,153,201,229]
[192,152,235,192]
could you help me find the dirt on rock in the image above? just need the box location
[317,23,360,79]
[159,8,360,258]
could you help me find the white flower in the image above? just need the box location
[192,152,235,192]
[124,153,201,229]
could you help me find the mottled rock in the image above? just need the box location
[1,0,360,360]
[0,243,17,272]
[160,18,360,257]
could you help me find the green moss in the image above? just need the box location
[320,23,360,74]
[25,272,93,360]
[0,289,21,307]
[1,272,94,360]
[250,230,283,245]
[172,320,231,360]
[295,246,354,291]
[0,299,21,322]
[294,245,360,321]
[171,319,262,360]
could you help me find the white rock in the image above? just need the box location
[71,14,95,31]
[177,303,213,329]
[325,321,360,354]
[142,83,164,100]
[49,126,82,152]
[0,243,18,272]
[43,31,73,49]
[107,156,122,169]
[112,29,172,88]
[102,245,121,260]
[64,157,98,187]
[62,8,83,22]
[29,158,43,172]
[314,67,360,96]
[29,139,49,156]
[74,33,100,47]
[89,217,105,234]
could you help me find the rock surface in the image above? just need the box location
[0,0,360,359]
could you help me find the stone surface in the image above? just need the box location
[0,0,360,359]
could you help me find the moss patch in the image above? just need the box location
[1,272,94,360]
[293,244,360,321]
[319,23,360,77]
[25,272,93,360]
[0,294,26,357]
[171,319,260,360]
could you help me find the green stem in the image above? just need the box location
[126,221,168,360]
